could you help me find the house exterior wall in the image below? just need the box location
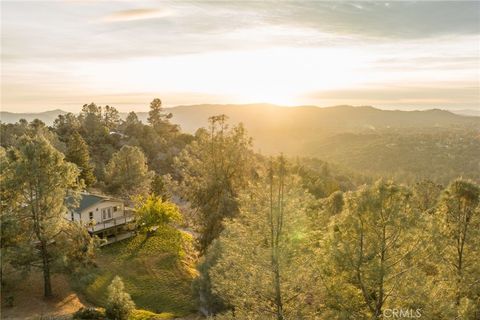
[68,200,125,224]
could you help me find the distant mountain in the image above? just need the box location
[0,109,67,125]
[2,104,478,183]
[450,109,480,117]
[2,104,476,128]
[1,104,478,155]
[165,103,479,131]
[165,104,480,154]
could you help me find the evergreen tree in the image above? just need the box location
[105,145,153,198]
[65,131,96,187]
[105,276,135,320]
[1,136,86,297]
[320,180,428,319]
[174,115,254,252]
[211,157,318,319]
[103,105,121,130]
[53,112,81,143]
[434,179,480,318]
[148,98,171,128]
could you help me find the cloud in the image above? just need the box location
[240,1,480,39]
[101,8,172,23]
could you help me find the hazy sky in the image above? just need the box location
[1,1,479,112]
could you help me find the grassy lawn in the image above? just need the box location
[73,227,198,318]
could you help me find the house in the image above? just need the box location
[67,193,136,245]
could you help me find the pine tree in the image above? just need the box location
[320,180,428,318]
[435,179,480,318]
[105,276,135,320]
[174,115,254,252]
[105,145,153,198]
[65,131,96,187]
[210,157,318,319]
[2,136,83,297]
[147,98,175,135]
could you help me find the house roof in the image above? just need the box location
[69,193,122,213]
[77,194,105,212]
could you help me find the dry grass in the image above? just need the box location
[1,271,88,320]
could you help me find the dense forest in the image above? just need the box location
[1,99,479,319]
[3,104,479,184]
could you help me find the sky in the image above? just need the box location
[1,0,479,113]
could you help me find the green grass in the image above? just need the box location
[75,227,197,317]
[130,309,176,320]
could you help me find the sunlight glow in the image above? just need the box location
[72,47,368,106]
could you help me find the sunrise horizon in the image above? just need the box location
[2,1,479,113]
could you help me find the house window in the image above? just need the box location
[102,209,106,220]
[89,212,93,220]
[107,208,112,219]
[71,213,74,221]
[113,206,118,212]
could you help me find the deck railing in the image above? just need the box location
[88,213,135,233]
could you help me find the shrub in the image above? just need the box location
[73,307,105,320]
[105,276,135,320]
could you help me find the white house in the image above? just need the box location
[67,193,135,245]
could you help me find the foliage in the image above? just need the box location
[65,131,96,187]
[319,180,429,319]
[431,179,480,318]
[293,158,365,198]
[147,98,174,132]
[314,129,480,184]
[77,230,196,317]
[150,175,169,200]
[411,179,443,214]
[192,240,227,316]
[174,115,255,252]
[1,135,94,297]
[134,195,182,235]
[73,307,106,320]
[78,103,118,180]
[1,119,64,152]
[105,145,153,198]
[106,276,136,320]
[211,157,318,319]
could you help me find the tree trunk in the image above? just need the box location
[40,241,53,298]
[273,261,284,320]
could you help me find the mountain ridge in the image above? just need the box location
[0,103,480,133]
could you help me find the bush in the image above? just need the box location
[73,307,105,320]
[105,276,135,320]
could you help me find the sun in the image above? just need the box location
[233,88,302,106]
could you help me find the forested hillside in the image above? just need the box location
[2,104,478,183]
[1,99,479,319]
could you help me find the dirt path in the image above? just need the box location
[1,271,88,320]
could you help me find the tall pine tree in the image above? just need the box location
[65,131,96,187]
[2,136,88,297]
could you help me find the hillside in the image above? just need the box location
[73,229,197,318]
[0,109,67,125]
[166,104,479,132]
[2,104,478,153]
[2,104,478,183]
[166,104,480,155]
